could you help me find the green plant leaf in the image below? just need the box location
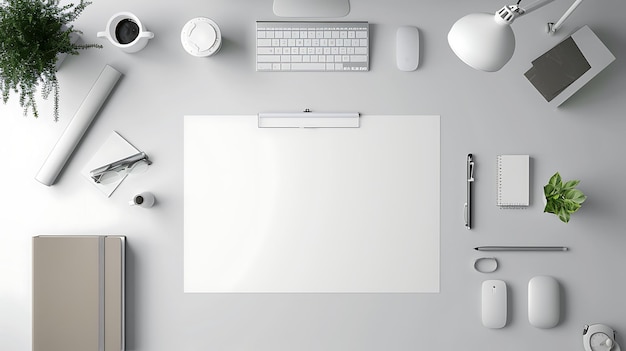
[558,207,570,223]
[544,201,557,214]
[563,180,580,190]
[549,172,562,188]
[566,189,587,204]
[544,184,556,197]
[564,200,581,213]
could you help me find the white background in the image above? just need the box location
[1,0,625,350]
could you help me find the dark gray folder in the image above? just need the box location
[524,37,591,102]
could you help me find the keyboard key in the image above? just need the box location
[291,63,326,71]
[258,55,281,63]
[257,47,274,55]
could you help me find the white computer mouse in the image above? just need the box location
[528,276,560,328]
[396,26,419,71]
[482,280,507,328]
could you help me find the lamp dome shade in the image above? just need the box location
[448,12,516,72]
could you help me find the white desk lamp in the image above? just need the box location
[448,0,584,72]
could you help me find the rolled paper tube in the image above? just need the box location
[35,65,123,186]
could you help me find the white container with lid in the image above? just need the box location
[181,17,222,57]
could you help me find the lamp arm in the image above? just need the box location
[548,0,584,34]
[518,0,555,16]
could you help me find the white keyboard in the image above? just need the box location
[256,21,369,72]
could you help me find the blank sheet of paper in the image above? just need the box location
[184,115,440,293]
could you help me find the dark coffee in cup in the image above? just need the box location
[115,18,139,44]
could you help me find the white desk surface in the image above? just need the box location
[1,0,625,350]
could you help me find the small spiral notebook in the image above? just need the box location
[497,155,529,207]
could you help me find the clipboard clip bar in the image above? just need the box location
[258,109,360,128]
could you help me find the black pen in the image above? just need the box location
[464,154,474,229]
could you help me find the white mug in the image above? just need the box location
[129,192,155,208]
[97,12,154,53]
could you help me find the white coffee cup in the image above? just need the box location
[181,17,222,57]
[129,192,155,208]
[97,12,154,53]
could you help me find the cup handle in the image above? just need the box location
[140,31,155,39]
[96,31,108,38]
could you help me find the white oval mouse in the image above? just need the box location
[396,26,419,71]
[482,280,507,328]
[528,276,560,328]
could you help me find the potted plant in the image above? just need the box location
[543,172,587,223]
[0,0,101,121]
